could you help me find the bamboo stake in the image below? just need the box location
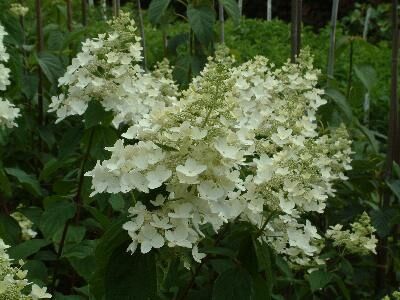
[290,0,301,62]
[113,0,117,17]
[116,0,121,16]
[101,0,107,20]
[66,0,73,32]
[345,38,354,100]
[219,0,225,44]
[327,0,339,79]
[363,6,372,41]
[81,0,88,26]
[35,0,44,127]
[376,0,399,292]
[267,0,272,21]
[136,0,148,70]
[238,0,243,17]
[385,0,399,179]
[296,0,302,52]
[362,6,372,126]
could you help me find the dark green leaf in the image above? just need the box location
[0,213,21,245]
[0,167,12,197]
[109,194,126,212]
[308,270,332,292]
[37,52,65,84]
[252,239,273,298]
[212,267,254,300]
[187,5,215,45]
[354,65,377,92]
[371,208,398,238]
[221,0,240,24]
[63,240,96,259]
[8,239,50,260]
[89,217,128,299]
[202,246,236,258]
[105,245,158,300]
[84,101,113,129]
[325,87,353,121]
[84,205,111,229]
[387,179,400,200]
[39,198,76,240]
[24,260,48,283]
[148,0,171,24]
[5,168,42,197]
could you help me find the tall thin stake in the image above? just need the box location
[81,0,88,26]
[101,0,107,20]
[113,0,117,17]
[267,0,272,21]
[116,0,121,16]
[363,6,372,41]
[290,0,301,62]
[137,0,148,70]
[376,0,399,292]
[238,0,243,17]
[385,0,399,179]
[296,0,302,51]
[66,0,73,32]
[219,0,225,44]
[327,0,339,79]
[35,0,44,127]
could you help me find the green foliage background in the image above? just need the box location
[0,0,399,299]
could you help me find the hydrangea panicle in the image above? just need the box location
[11,211,38,241]
[86,47,357,268]
[326,212,378,255]
[0,238,51,299]
[0,23,20,128]
[49,12,178,129]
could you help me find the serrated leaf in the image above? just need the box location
[0,213,21,245]
[325,87,353,121]
[221,0,240,24]
[252,239,273,298]
[37,52,65,84]
[212,267,254,300]
[354,65,377,92]
[202,246,236,258]
[371,208,398,238]
[39,199,76,240]
[187,5,215,45]
[63,240,96,259]
[387,179,400,200]
[5,168,42,197]
[84,101,113,129]
[109,194,125,212]
[89,217,128,299]
[148,0,171,24]
[357,123,379,153]
[0,167,12,197]
[8,239,50,260]
[308,270,332,292]
[40,158,65,181]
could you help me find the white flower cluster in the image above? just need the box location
[86,48,353,267]
[9,3,29,17]
[0,239,51,299]
[326,212,377,255]
[0,23,20,129]
[49,12,178,128]
[0,24,10,91]
[382,290,400,300]
[11,211,38,241]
